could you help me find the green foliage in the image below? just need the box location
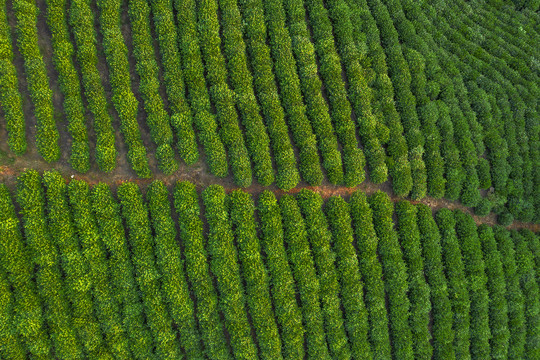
[0,266,25,359]
[395,201,432,359]
[217,0,274,186]
[146,181,203,359]
[277,0,343,184]
[128,0,177,174]
[43,171,110,358]
[478,225,509,359]
[416,204,455,360]
[202,185,258,359]
[237,0,299,190]
[13,0,59,162]
[67,180,131,357]
[228,190,283,359]
[321,0,388,184]
[149,0,198,165]
[280,194,331,359]
[369,192,413,360]
[435,209,470,360]
[297,190,351,359]
[0,184,50,359]
[325,196,372,360]
[117,183,180,358]
[16,170,82,359]
[493,226,526,358]
[0,0,26,155]
[96,0,150,177]
[45,0,89,172]
[512,230,540,359]
[257,191,304,359]
[69,0,116,172]
[454,211,491,359]
[173,181,232,359]
[297,0,365,186]
[174,0,228,178]
[197,0,252,187]
[91,183,154,359]
[261,0,324,185]
[349,191,391,359]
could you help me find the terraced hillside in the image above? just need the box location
[0,0,537,224]
[0,170,538,359]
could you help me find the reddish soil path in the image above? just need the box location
[0,160,537,233]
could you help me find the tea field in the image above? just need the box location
[0,170,538,359]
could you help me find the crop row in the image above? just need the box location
[96,0,151,177]
[0,0,26,155]
[128,0,177,174]
[1,173,539,358]
[13,0,59,161]
[45,0,90,172]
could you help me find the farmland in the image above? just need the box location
[0,170,538,358]
[0,0,539,357]
[0,0,537,223]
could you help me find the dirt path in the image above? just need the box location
[0,160,537,233]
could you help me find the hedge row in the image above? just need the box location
[69,0,116,172]
[493,226,526,358]
[43,171,108,357]
[520,229,540,287]
[67,180,131,357]
[196,0,252,187]
[324,196,371,360]
[366,0,427,199]
[0,184,50,358]
[217,0,274,186]
[512,230,540,359]
[174,0,228,178]
[415,204,455,360]
[228,190,283,359]
[202,185,258,359]
[349,191,391,359]
[324,0,388,184]
[454,211,491,359]
[395,201,432,359]
[297,190,351,359]
[280,194,330,359]
[369,192,413,360]
[478,225,509,359]
[352,0,412,196]
[91,184,154,359]
[149,0,198,165]
[13,0,59,162]
[261,0,324,186]
[402,49,445,198]
[173,181,231,359]
[118,183,180,358]
[236,0,299,190]
[435,209,470,360]
[278,0,343,185]
[257,191,304,359]
[435,101,465,201]
[16,170,82,359]
[0,263,25,359]
[45,0,89,172]
[0,0,26,155]
[128,0,177,174]
[299,0,365,187]
[96,0,150,177]
[146,181,203,359]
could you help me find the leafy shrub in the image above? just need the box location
[257,191,304,359]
